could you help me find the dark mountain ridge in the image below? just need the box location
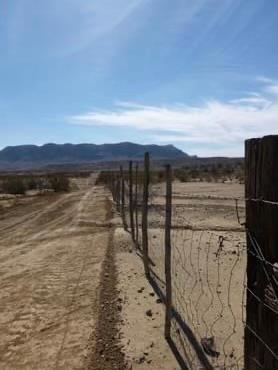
[0,142,188,170]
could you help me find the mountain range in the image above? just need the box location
[0,142,188,170]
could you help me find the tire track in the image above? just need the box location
[0,174,112,369]
[87,199,127,370]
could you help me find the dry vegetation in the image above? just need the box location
[97,161,244,187]
[0,174,71,195]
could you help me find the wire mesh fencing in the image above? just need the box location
[100,138,278,370]
[171,229,246,369]
[145,173,247,369]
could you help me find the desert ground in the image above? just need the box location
[0,174,178,370]
[145,181,246,370]
[0,174,110,369]
[0,176,246,370]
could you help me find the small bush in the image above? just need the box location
[174,170,189,182]
[48,176,70,192]
[25,177,38,190]
[96,171,111,186]
[2,177,26,195]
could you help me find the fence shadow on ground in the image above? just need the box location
[103,137,278,370]
[148,269,213,370]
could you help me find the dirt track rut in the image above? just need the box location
[0,175,113,369]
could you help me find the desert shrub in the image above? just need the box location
[2,177,26,195]
[25,177,38,190]
[96,160,245,187]
[96,171,112,185]
[35,177,46,191]
[149,170,165,184]
[174,169,190,182]
[156,171,164,182]
[176,162,245,183]
[48,175,70,192]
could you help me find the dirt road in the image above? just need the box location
[0,175,112,369]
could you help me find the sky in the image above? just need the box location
[0,0,278,157]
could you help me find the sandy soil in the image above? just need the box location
[0,175,111,369]
[0,177,246,370]
[114,227,179,370]
[0,175,179,370]
[146,181,247,369]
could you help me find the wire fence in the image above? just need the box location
[99,142,278,370]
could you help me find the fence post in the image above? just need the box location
[135,163,139,246]
[164,164,172,339]
[129,161,135,241]
[142,152,150,278]
[116,173,121,211]
[245,135,278,370]
[120,166,126,228]
[111,172,116,201]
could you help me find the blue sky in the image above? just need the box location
[0,0,277,156]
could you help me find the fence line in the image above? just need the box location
[103,135,278,370]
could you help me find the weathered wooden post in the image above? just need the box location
[120,166,126,228]
[129,161,135,241]
[135,163,139,246]
[116,172,121,211]
[164,164,173,339]
[142,152,150,278]
[111,171,116,201]
[245,135,278,369]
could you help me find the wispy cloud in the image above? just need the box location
[229,96,271,109]
[257,76,278,95]
[62,0,147,55]
[265,84,278,95]
[3,0,147,57]
[69,77,278,155]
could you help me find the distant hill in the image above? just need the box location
[0,142,188,170]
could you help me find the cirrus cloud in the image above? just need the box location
[69,77,278,156]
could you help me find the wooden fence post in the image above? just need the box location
[245,135,278,370]
[135,163,139,246]
[142,152,150,278]
[165,164,172,339]
[116,173,121,211]
[120,166,126,228]
[111,172,116,201]
[129,161,135,241]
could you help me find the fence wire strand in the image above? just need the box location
[104,161,278,370]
